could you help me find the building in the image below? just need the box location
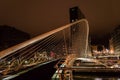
[109,39,114,54]
[111,26,120,55]
[0,25,30,51]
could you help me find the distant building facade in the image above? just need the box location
[111,25,120,55]
[0,25,30,51]
[109,39,114,54]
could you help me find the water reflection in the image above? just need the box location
[72,57,120,80]
[74,77,120,80]
[73,75,120,80]
[95,78,120,80]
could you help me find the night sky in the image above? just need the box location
[0,0,120,46]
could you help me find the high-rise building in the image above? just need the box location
[109,39,114,54]
[111,25,120,55]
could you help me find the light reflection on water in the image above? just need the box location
[94,78,102,80]
[95,78,120,80]
[74,77,120,80]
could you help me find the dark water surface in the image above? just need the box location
[9,59,59,80]
[73,72,120,80]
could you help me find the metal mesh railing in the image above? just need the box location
[0,19,89,76]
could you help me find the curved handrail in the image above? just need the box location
[0,19,89,59]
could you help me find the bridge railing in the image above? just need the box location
[0,19,89,75]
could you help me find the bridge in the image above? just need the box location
[1,18,120,80]
[0,19,89,79]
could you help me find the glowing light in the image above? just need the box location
[106,49,109,53]
[24,61,28,64]
[94,78,102,80]
[118,78,120,80]
[8,61,11,64]
[110,50,114,54]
